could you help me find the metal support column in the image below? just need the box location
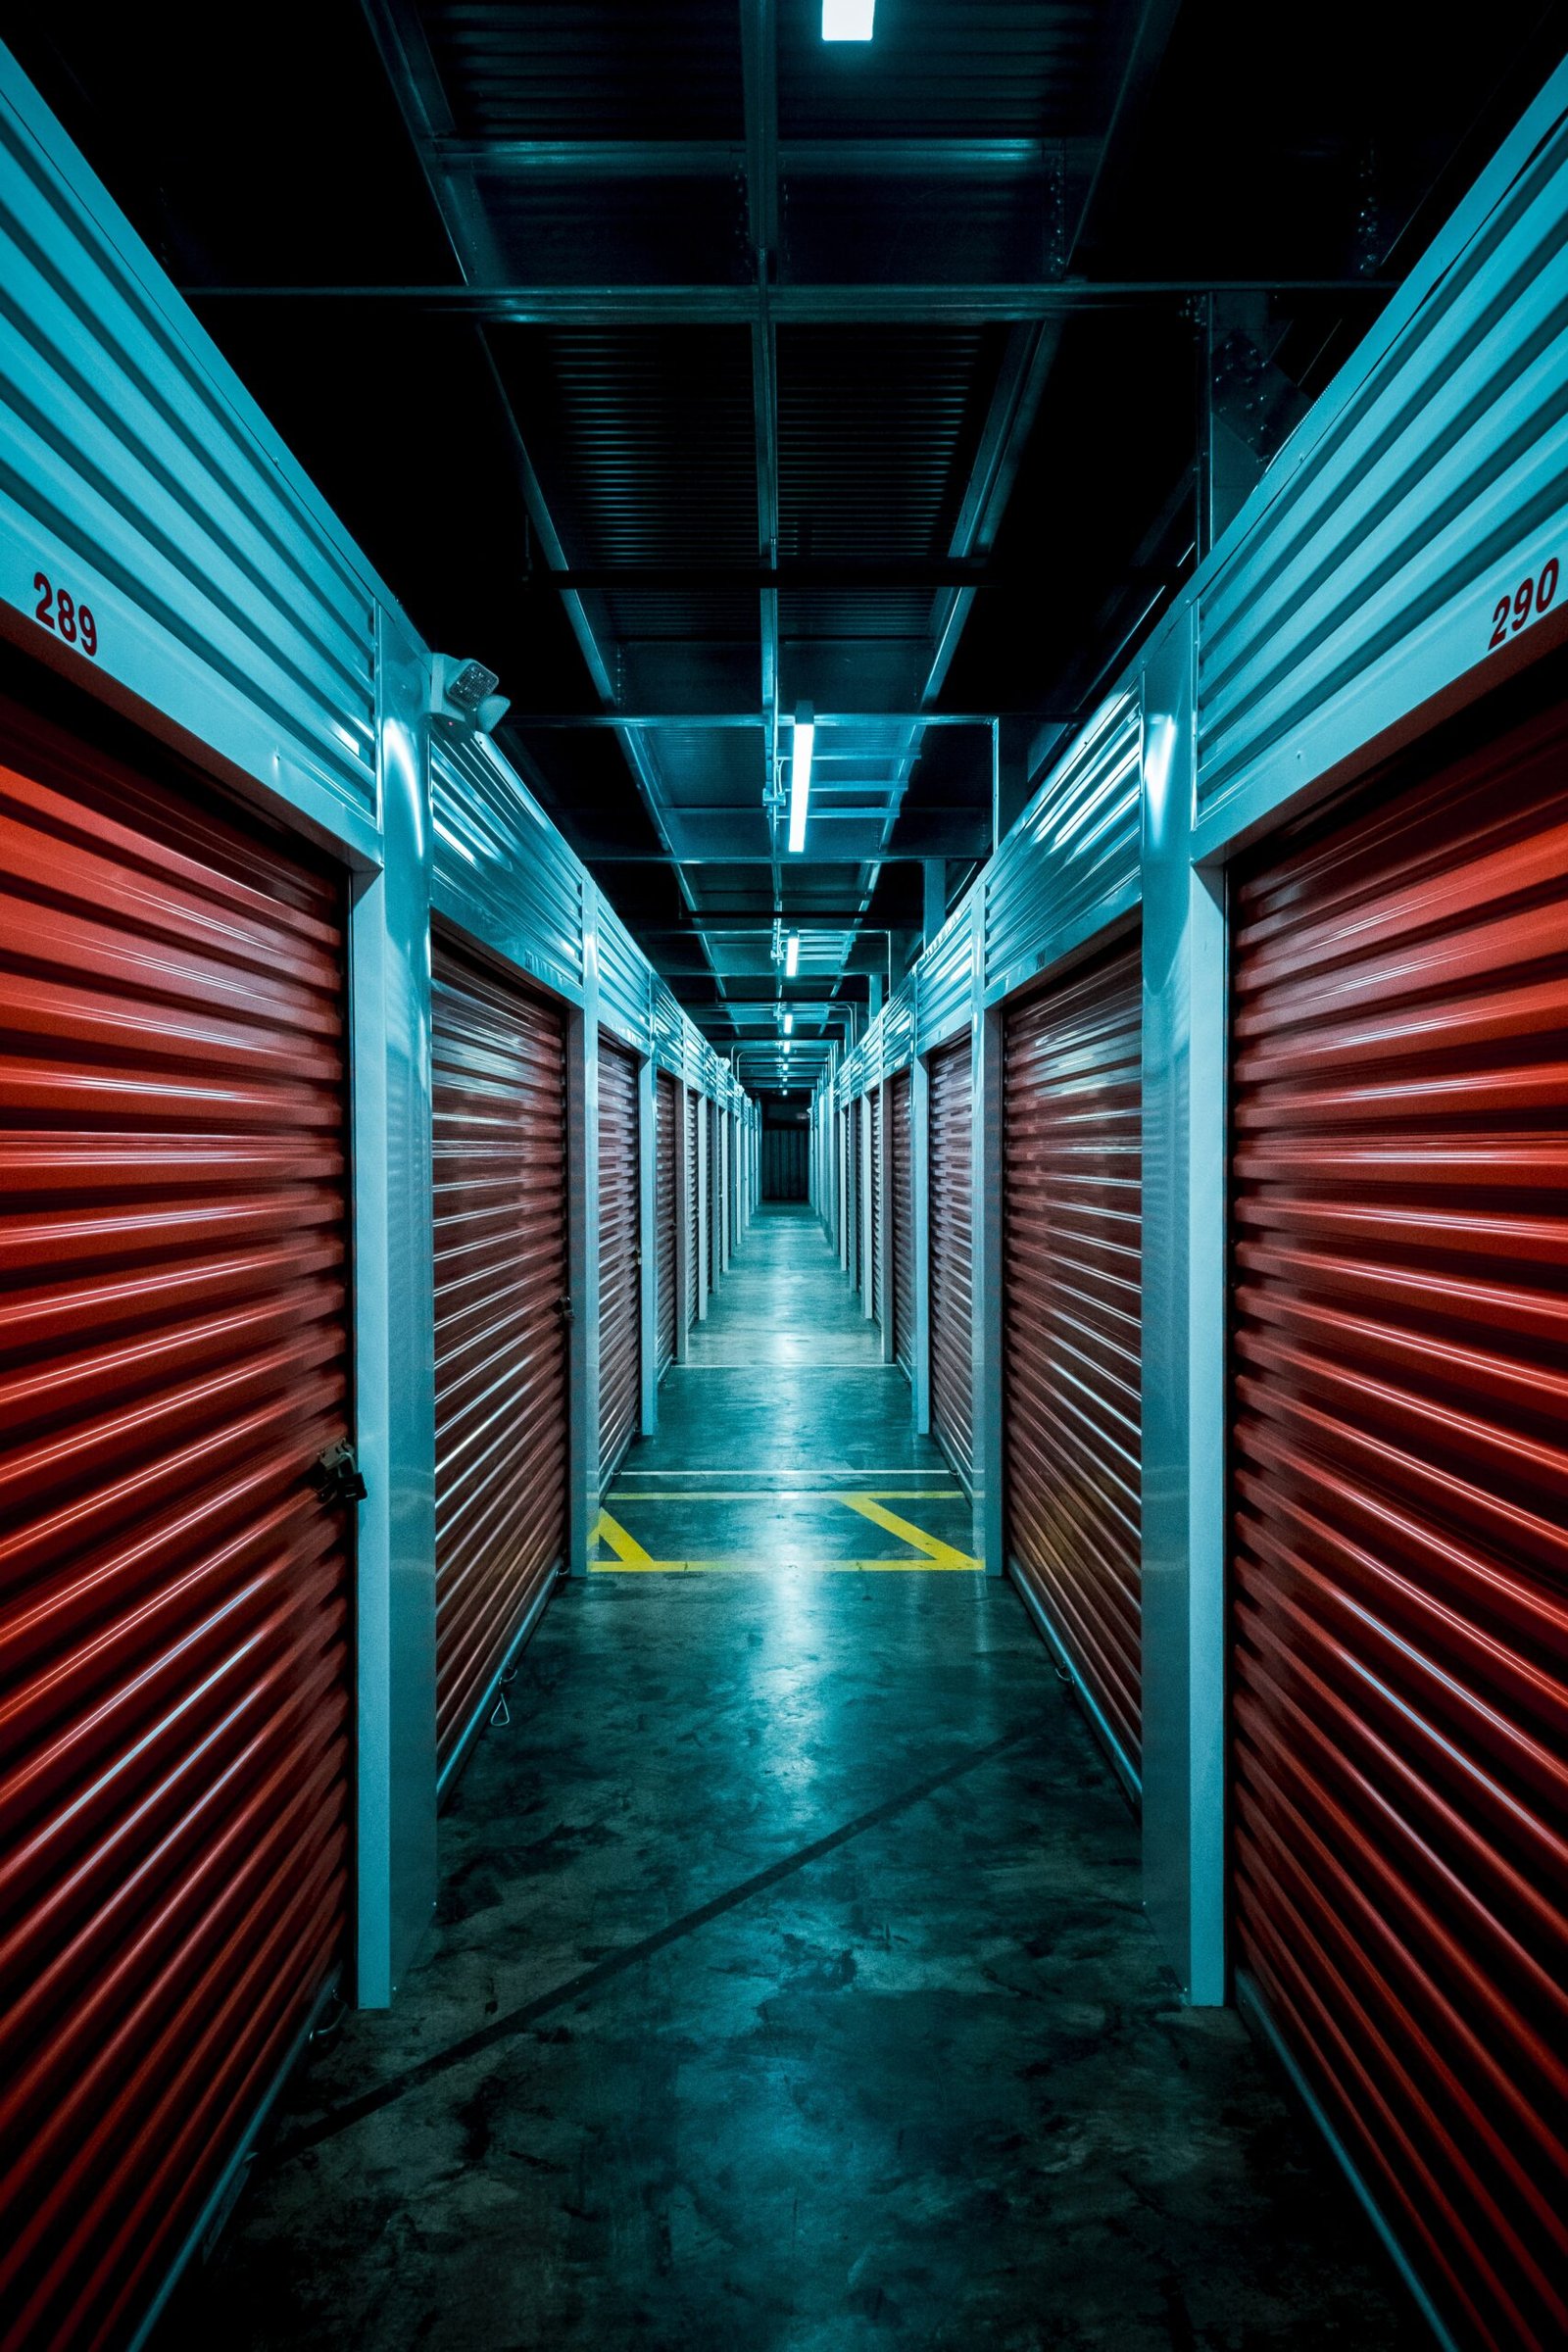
[567,881,602,1577]
[1139,607,1226,2005]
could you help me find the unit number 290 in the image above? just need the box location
[33,569,99,659]
[1489,557,1558,650]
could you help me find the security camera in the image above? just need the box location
[430,653,511,734]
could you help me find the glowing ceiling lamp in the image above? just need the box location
[787,706,813,855]
[785,932,801,977]
[823,0,875,37]
[783,1011,794,1035]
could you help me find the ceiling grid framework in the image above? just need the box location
[78,0,1559,1082]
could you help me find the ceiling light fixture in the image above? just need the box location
[823,0,875,38]
[783,1011,794,1035]
[786,932,801,977]
[788,706,813,855]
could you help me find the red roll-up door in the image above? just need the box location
[598,1036,641,1481]
[868,1089,883,1327]
[928,1038,973,1481]
[848,1100,860,1292]
[0,688,351,2351]
[1004,937,1142,1787]
[430,936,567,1784]
[891,1068,914,1376]
[656,1071,677,1379]
[708,1102,720,1291]
[685,1090,700,1328]
[1230,697,1568,2352]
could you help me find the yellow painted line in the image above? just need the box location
[605,1489,963,1503]
[836,1493,981,1571]
[590,1557,982,1574]
[590,1509,655,1566]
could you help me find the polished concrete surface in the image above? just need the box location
[161,1204,1422,2351]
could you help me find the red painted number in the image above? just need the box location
[1490,557,1559,651]
[30,570,98,659]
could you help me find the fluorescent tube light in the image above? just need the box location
[788,708,813,855]
[785,932,801,977]
[783,1012,794,1035]
[823,0,875,37]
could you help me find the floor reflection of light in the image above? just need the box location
[756,1566,829,1801]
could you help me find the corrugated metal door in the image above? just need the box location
[598,1036,641,1481]
[0,688,351,2350]
[868,1090,883,1327]
[708,1102,720,1291]
[928,1039,973,1481]
[1004,938,1142,1786]
[430,937,567,1783]
[848,1100,861,1292]
[891,1068,914,1375]
[685,1090,700,1329]
[1230,699,1568,2352]
[656,1071,677,1378]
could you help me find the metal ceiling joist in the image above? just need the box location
[1070,0,1189,264]
[739,0,781,864]
[432,136,1093,178]
[186,278,1392,319]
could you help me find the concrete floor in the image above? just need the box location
[161,1203,1422,2351]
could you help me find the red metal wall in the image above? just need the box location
[655,1070,677,1378]
[1230,699,1568,2352]
[928,1039,974,1482]
[1003,937,1143,1785]
[0,690,352,2350]
[430,936,567,1782]
[598,1036,641,1481]
[891,1068,914,1376]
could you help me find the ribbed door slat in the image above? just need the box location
[849,1101,860,1292]
[928,1039,973,1480]
[431,939,567,1780]
[656,1071,677,1377]
[891,1069,914,1374]
[686,1091,700,1329]
[1004,939,1143,1781]
[869,1091,883,1326]
[598,1037,641,1480]
[0,690,350,2352]
[1230,699,1568,2352]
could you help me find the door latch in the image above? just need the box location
[556,1294,575,1325]
[313,1441,368,1508]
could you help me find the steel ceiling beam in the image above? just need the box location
[739,0,781,872]
[184,278,1392,320]
[432,136,1094,178]
[530,557,1176,589]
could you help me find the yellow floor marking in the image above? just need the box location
[591,1509,655,1566]
[836,1493,981,1571]
[605,1489,963,1503]
[591,1558,981,1574]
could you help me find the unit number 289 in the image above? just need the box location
[1489,557,1558,650]
[32,569,99,658]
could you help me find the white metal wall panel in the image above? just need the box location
[881,983,915,1075]
[0,60,379,825]
[985,693,1142,1001]
[1198,80,1568,834]
[597,899,651,1053]
[652,984,685,1075]
[917,900,975,1052]
[430,730,585,1004]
